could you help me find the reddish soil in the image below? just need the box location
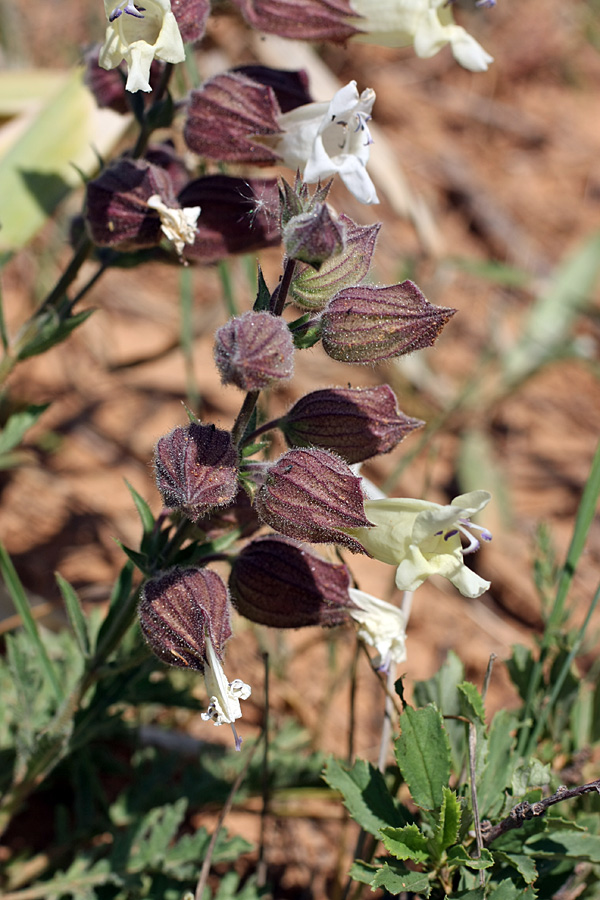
[1,1,599,896]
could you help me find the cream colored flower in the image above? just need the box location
[275,81,379,205]
[147,195,200,255]
[347,491,492,598]
[201,637,251,751]
[348,588,407,671]
[100,0,185,93]
[350,0,493,72]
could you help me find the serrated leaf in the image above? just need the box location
[525,828,600,862]
[372,862,432,896]
[395,705,451,810]
[125,481,155,536]
[322,756,410,836]
[414,651,466,770]
[0,403,50,454]
[125,799,188,871]
[453,890,486,900]
[380,823,429,863]
[447,846,494,870]
[458,681,486,726]
[56,572,90,658]
[493,850,538,884]
[431,786,461,858]
[487,878,534,899]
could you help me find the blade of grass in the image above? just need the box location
[525,581,600,757]
[55,573,91,659]
[517,439,600,758]
[218,259,238,318]
[0,541,63,702]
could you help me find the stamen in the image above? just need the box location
[109,1,144,21]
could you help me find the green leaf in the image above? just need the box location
[56,572,90,658]
[93,561,136,661]
[477,709,519,819]
[125,481,155,536]
[506,644,536,703]
[16,308,94,360]
[115,541,150,574]
[487,878,534,899]
[380,823,429,863]
[525,828,600,862]
[395,705,451,810]
[493,850,538,884]
[125,798,188,871]
[0,68,128,252]
[447,846,494,870]
[414,651,466,769]
[322,756,410,837]
[503,232,600,386]
[372,862,432,896]
[0,540,63,702]
[0,403,50,454]
[453,890,486,900]
[291,319,322,350]
[253,264,271,312]
[458,682,486,726]
[431,786,461,858]
[348,860,378,885]
[511,759,551,796]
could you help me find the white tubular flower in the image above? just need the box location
[201,637,251,751]
[147,195,200,255]
[275,81,379,205]
[348,588,407,672]
[350,0,494,72]
[100,0,185,93]
[348,491,492,599]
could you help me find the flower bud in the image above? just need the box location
[85,158,177,250]
[229,536,352,628]
[154,424,238,522]
[138,567,231,670]
[184,71,283,163]
[254,448,371,552]
[321,281,456,364]
[230,0,361,42]
[281,385,423,464]
[214,311,295,391]
[278,175,332,229]
[289,215,379,310]
[282,205,345,269]
[178,176,280,262]
[171,0,210,43]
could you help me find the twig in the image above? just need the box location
[482,780,600,846]
[194,734,263,900]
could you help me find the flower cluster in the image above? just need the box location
[84,0,496,747]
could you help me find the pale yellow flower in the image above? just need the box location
[201,636,251,751]
[347,491,492,598]
[100,0,185,93]
[350,0,493,72]
[348,588,407,671]
[147,195,200,255]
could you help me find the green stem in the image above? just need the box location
[270,257,296,317]
[231,390,260,446]
[241,416,283,447]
